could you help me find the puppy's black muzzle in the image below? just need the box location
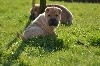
[29,13,35,20]
[48,18,59,26]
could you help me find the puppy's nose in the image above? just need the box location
[50,18,56,22]
[48,18,58,26]
[30,13,35,20]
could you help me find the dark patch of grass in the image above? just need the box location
[27,35,64,52]
[90,37,100,47]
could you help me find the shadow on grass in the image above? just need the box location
[12,35,64,60]
[4,35,64,66]
[28,35,64,52]
[90,37,100,47]
[6,18,31,49]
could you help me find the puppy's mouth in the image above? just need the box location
[48,18,59,26]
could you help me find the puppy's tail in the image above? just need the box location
[17,32,26,41]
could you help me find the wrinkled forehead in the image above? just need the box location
[48,8,59,15]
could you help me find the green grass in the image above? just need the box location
[0,0,100,66]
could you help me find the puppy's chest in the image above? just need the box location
[40,25,54,34]
[32,22,54,34]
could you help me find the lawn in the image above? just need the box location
[0,0,100,66]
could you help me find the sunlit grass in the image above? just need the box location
[0,0,100,66]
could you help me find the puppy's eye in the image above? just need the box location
[55,14,58,17]
[48,14,50,17]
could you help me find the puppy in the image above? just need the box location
[19,7,62,41]
[30,4,73,25]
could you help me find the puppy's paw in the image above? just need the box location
[17,32,26,41]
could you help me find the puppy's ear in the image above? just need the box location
[45,8,49,13]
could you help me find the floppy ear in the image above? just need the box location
[45,8,49,13]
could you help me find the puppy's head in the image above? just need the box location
[45,7,62,27]
[62,13,73,25]
[30,6,40,20]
